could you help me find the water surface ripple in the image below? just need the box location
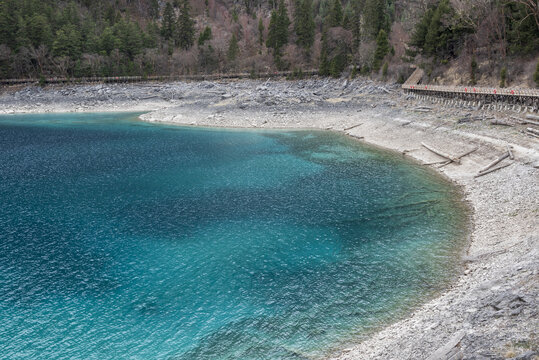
[0,113,466,359]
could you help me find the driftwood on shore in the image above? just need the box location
[507,145,514,160]
[475,162,512,178]
[527,127,539,136]
[479,152,510,173]
[421,142,461,164]
[344,123,363,131]
[510,115,539,126]
[437,147,478,168]
[490,120,514,127]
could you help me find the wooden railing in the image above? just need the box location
[402,84,539,98]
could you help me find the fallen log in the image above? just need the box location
[526,130,539,139]
[457,147,478,159]
[527,127,539,136]
[421,142,461,164]
[344,123,363,131]
[423,160,450,166]
[490,120,514,127]
[526,114,539,121]
[510,115,539,126]
[479,152,509,173]
[475,162,512,178]
[506,145,514,160]
[437,147,478,168]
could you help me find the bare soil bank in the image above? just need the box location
[1,79,537,359]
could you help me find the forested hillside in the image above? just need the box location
[0,0,538,86]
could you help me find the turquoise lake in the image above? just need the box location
[0,112,467,359]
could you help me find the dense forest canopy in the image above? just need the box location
[0,0,537,85]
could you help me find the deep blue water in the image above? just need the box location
[0,113,466,359]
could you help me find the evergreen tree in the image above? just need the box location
[423,0,453,57]
[266,0,289,53]
[176,0,195,50]
[0,0,18,49]
[372,29,389,72]
[117,20,143,59]
[470,56,477,85]
[198,26,212,46]
[294,0,315,50]
[100,27,117,55]
[149,0,160,19]
[267,10,279,50]
[410,7,434,50]
[26,14,53,48]
[350,0,361,51]
[161,2,176,41]
[319,30,330,76]
[500,66,507,88]
[363,0,385,39]
[52,24,81,59]
[327,0,343,27]
[342,2,353,30]
[227,33,239,62]
[258,17,265,46]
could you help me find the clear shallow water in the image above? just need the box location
[0,113,466,359]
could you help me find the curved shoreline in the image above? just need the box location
[1,79,537,358]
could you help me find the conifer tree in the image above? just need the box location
[372,29,389,72]
[363,0,385,39]
[161,2,176,41]
[350,0,361,51]
[294,0,315,50]
[227,33,239,61]
[319,30,330,76]
[258,17,265,46]
[176,0,195,50]
[198,26,212,46]
[534,61,539,87]
[149,0,160,19]
[328,0,343,28]
[53,24,81,59]
[266,0,289,54]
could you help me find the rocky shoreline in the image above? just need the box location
[1,79,537,359]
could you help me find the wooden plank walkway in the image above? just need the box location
[402,83,539,98]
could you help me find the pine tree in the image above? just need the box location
[198,26,212,46]
[294,0,315,50]
[26,14,53,48]
[363,0,385,39]
[100,27,117,55]
[319,30,330,76]
[149,0,160,19]
[227,33,239,61]
[372,29,389,72]
[350,0,361,51]
[534,61,539,87]
[277,0,290,47]
[470,56,477,85]
[410,7,434,50]
[52,24,81,59]
[0,0,18,50]
[327,0,343,28]
[424,0,451,57]
[161,2,176,41]
[176,0,195,50]
[258,17,265,46]
[266,0,289,53]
